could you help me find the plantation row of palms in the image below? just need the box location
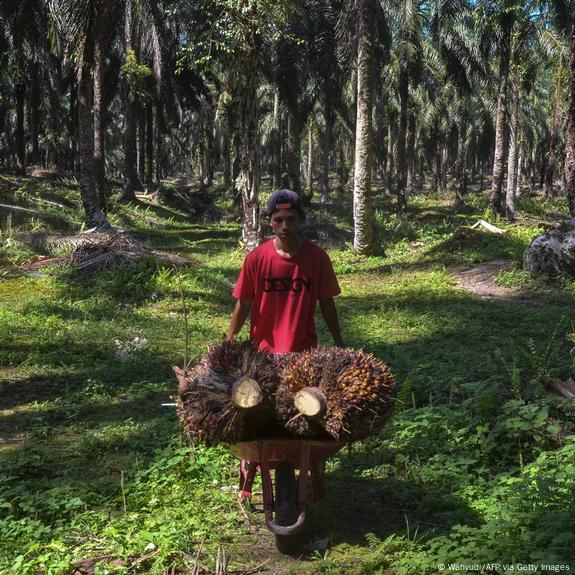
[1,0,575,252]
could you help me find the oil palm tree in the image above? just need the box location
[352,0,379,253]
[337,0,388,254]
[1,0,49,174]
[563,0,575,215]
[478,0,516,216]
[306,0,343,203]
[50,0,121,230]
[120,0,144,202]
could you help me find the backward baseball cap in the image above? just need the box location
[266,189,306,218]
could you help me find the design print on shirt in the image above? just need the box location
[264,276,312,293]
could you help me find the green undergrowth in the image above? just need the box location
[1,177,575,574]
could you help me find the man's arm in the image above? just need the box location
[226,298,252,340]
[319,297,343,347]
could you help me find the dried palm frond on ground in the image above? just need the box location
[276,347,395,442]
[13,231,194,272]
[175,340,283,446]
[70,233,194,271]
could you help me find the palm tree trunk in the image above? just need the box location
[199,140,207,185]
[455,121,467,205]
[232,131,240,185]
[138,104,146,184]
[223,129,232,189]
[441,145,448,191]
[286,103,302,194]
[205,106,214,187]
[78,64,111,230]
[386,124,393,194]
[406,110,416,197]
[539,151,547,189]
[506,75,520,220]
[4,114,15,172]
[155,103,162,183]
[272,91,282,188]
[544,64,563,199]
[432,133,441,193]
[70,76,78,173]
[565,6,575,217]
[353,0,377,254]
[396,69,408,217]
[530,147,536,192]
[146,103,154,184]
[336,144,345,191]
[305,120,313,204]
[380,127,387,184]
[121,2,141,201]
[121,89,141,201]
[515,139,523,198]
[321,109,332,203]
[15,83,25,175]
[93,37,107,211]
[490,22,512,216]
[239,38,261,249]
[30,61,40,165]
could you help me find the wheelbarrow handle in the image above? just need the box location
[265,511,306,536]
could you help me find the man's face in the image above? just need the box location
[269,209,303,239]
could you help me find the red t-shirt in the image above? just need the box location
[232,239,341,353]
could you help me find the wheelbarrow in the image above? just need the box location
[229,439,344,552]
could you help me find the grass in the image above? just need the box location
[1,175,574,574]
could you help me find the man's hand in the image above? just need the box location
[226,299,252,341]
[319,297,343,347]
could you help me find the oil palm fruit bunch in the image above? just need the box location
[175,340,281,446]
[276,347,395,442]
[274,348,337,437]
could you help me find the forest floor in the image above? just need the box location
[452,259,547,305]
[1,174,575,575]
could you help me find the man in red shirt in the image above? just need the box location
[226,189,343,352]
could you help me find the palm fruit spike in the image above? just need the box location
[274,348,334,437]
[324,349,395,441]
[275,347,395,442]
[175,339,281,446]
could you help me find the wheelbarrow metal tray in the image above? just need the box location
[229,438,344,466]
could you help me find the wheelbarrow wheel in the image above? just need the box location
[274,462,298,553]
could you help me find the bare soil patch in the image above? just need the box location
[451,258,544,306]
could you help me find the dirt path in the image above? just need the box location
[451,258,544,306]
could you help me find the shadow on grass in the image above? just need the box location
[0,380,175,434]
[0,368,180,493]
[0,329,179,412]
[273,447,481,561]
[299,460,575,566]
[334,286,574,385]
[119,225,240,256]
[334,228,526,279]
[1,410,180,509]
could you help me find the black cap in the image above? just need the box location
[266,189,305,218]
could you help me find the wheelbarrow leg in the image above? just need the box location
[310,459,326,501]
[238,459,258,500]
[274,462,298,554]
[257,441,311,553]
[297,441,311,510]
